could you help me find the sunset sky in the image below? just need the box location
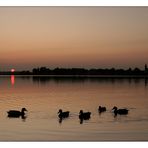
[0,7,148,71]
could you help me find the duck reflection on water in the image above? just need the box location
[58,109,70,124]
[79,110,91,124]
[98,106,106,115]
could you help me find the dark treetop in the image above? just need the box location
[0,64,148,77]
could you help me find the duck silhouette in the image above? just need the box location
[79,110,91,120]
[7,108,27,118]
[98,106,106,113]
[58,109,70,119]
[112,106,128,116]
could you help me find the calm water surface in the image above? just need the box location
[0,76,148,141]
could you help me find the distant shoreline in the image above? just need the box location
[0,74,148,78]
[1,65,148,78]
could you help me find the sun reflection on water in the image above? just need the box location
[11,75,15,85]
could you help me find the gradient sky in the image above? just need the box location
[0,7,148,71]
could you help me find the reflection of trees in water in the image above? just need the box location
[31,76,148,86]
[32,76,88,84]
[145,79,148,87]
[32,76,52,84]
[19,76,31,80]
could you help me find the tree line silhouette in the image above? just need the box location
[0,64,148,76]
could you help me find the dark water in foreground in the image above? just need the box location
[0,76,148,141]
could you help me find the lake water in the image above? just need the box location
[0,75,148,141]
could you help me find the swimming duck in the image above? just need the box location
[112,106,128,115]
[58,109,70,119]
[7,108,27,118]
[79,110,91,120]
[98,106,106,113]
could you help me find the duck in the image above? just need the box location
[58,109,70,119]
[79,110,91,120]
[112,106,128,115]
[7,108,27,118]
[98,106,106,113]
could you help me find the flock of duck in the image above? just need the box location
[7,106,129,123]
[58,106,128,123]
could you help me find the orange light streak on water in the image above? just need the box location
[11,75,15,85]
